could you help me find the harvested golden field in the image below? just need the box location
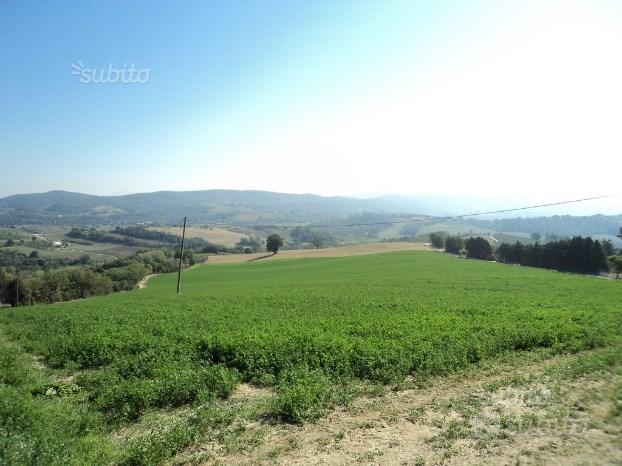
[207,241,429,263]
[148,226,248,247]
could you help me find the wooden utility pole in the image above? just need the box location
[176,217,187,295]
[15,270,19,307]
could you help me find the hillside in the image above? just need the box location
[472,214,622,239]
[0,190,400,225]
[1,251,621,464]
[0,190,620,246]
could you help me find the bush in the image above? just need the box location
[0,341,113,465]
[119,402,236,466]
[271,366,335,424]
[91,363,239,422]
[201,244,219,254]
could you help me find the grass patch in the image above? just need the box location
[271,366,339,424]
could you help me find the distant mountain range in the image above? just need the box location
[0,190,620,245]
[0,190,399,225]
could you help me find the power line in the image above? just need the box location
[176,216,187,295]
[201,192,621,231]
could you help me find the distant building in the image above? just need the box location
[53,241,63,247]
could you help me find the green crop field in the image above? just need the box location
[1,251,621,464]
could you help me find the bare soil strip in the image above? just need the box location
[167,349,621,465]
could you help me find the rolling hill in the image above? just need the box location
[0,190,399,225]
[0,190,620,246]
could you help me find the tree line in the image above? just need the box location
[67,226,221,251]
[0,248,91,271]
[430,230,621,276]
[67,227,141,246]
[0,249,181,306]
[497,237,610,274]
[0,232,290,306]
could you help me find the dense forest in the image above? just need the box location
[67,226,221,251]
[0,249,184,306]
[432,231,620,276]
[497,237,611,274]
[0,249,91,271]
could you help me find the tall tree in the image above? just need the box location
[429,232,445,249]
[601,239,615,256]
[609,255,622,279]
[465,237,492,260]
[266,234,284,254]
[444,235,464,254]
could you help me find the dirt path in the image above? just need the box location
[207,242,429,264]
[137,274,159,289]
[136,263,208,290]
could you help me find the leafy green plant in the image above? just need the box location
[272,366,335,423]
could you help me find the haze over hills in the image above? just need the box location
[378,193,622,218]
[0,189,399,225]
[0,190,620,245]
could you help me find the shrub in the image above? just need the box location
[0,342,113,465]
[91,364,239,422]
[271,366,335,424]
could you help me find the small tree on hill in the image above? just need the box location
[309,235,324,249]
[429,232,445,249]
[465,237,493,260]
[609,255,622,279]
[266,234,284,254]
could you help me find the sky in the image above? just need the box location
[1,0,621,212]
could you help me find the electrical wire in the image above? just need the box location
[196,192,621,231]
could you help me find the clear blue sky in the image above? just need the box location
[1,0,621,208]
